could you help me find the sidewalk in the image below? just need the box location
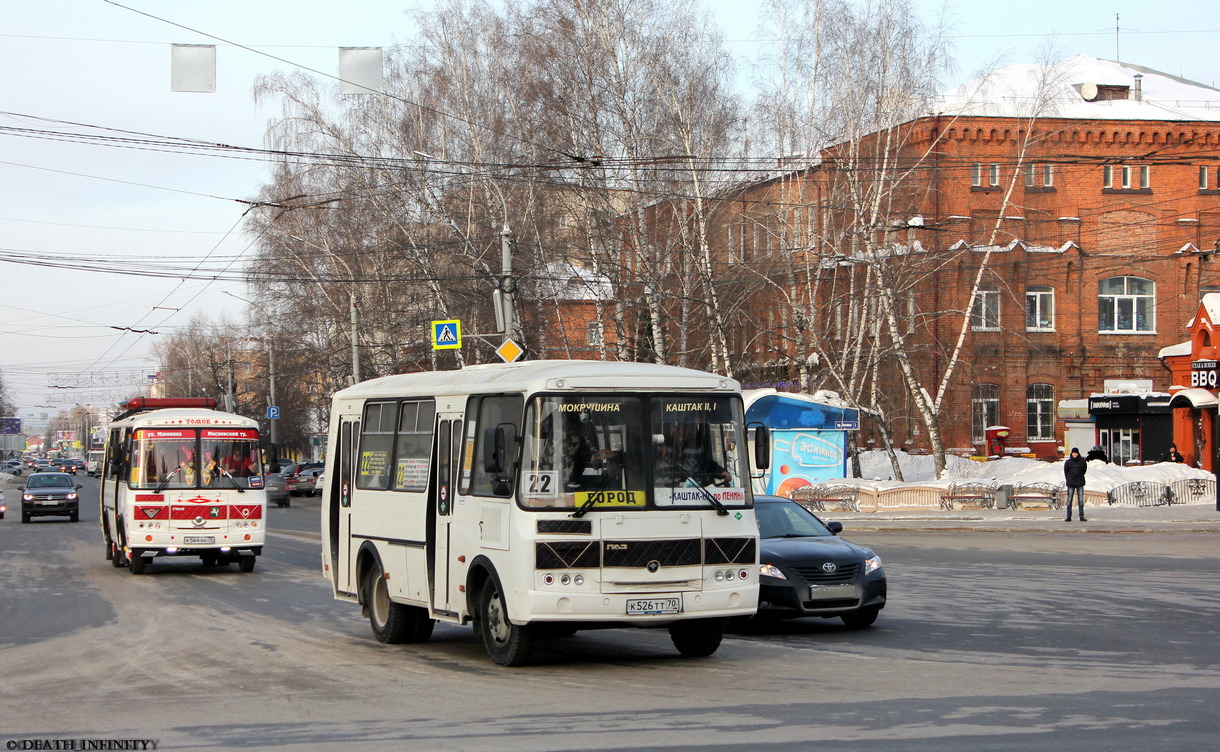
[826,502,1220,533]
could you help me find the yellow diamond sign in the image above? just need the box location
[496,339,524,363]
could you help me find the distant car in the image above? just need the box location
[0,492,6,519]
[40,458,79,474]
[64,458,86,474]
[752,495,887,628]
[285,466,324,497]
[265,472,290,508]
[2,460,22,476]
[20,472,83,523]
[281,463,324,497]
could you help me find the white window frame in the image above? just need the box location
[1098,276,1155,334]
[1026,383,1055,442]
[971,284,1001,330]
[1025,286,1055,331]
[971,383,1000,444]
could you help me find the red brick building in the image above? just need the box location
[674,56,1220,461]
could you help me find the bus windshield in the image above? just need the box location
[129,428,262,490]
[520,394,747,511]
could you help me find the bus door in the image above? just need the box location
[331,415,359,596]
[429,415,461,615]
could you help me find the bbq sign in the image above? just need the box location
[1191,360,1219,389]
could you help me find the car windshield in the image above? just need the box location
[757,501,834,538]
[28,474,72,488]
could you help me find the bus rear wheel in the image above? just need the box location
[365,565,433,644]
[478,580,534,666]
[110,543,125,568]
[239,555,256,573]
[129,552,147,575]
[668,617,726,658]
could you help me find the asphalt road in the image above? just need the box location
[1,477,1217,751]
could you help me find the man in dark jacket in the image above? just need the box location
[1063,447,1087,522]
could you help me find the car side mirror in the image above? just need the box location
[76,484,84,490]
[17,486,24,492]
[750,423,770,470]
[827,521,843,535]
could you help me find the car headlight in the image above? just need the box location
[67,493,78,500]
[864,554,882,575]
[758,563,787,579]
[23,494,34,502]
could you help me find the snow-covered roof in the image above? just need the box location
[534,261,614,301]
[930,54,1220,122]
[1158,341,1191,358]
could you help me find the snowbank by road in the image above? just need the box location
[854,450,1215,495]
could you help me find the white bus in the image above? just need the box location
[321,360,768,665]
[86,449,105,477]
[100,397,267,575]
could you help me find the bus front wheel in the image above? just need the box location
[477,581,534,667]
[668,617,726,658]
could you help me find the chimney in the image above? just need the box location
[1133,73,1143,101]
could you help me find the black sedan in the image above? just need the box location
[753,495,886,627]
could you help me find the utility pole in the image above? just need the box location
[499,224,515,338]
[350,294,361,383]
[226,357,235,413]
[268,343,278,448]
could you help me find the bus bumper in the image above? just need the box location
[520,586,758,624]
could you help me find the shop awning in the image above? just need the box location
[1168,388,1219,409]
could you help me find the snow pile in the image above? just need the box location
[855,449,1214,495]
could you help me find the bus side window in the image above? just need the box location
[463,395,523,498]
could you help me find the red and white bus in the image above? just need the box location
[100,397,267,574]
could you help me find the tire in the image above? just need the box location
[477,579,534,666]
[364,564,434,644]
[840,607,880,629]
[110,543,125,568]
[70,511,79,522]
[239,555,256,573]
[668,617,726,658]
[201,553,218,567]
[129,552,147,575]
[21,511,30,524]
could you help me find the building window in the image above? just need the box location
[989,164,1000,186]
[1026,286,1055,330]
[586,321,604,348]
[1026,384,1055,442]
[1025,164,1035,187]
[1026,163,1054,189]
[1098,276,1155,333]
[972,383,1000,443]
[1105,164,1150,191]
[1201,166,1210,191]
[971,284,1001,330]
[1043,163,1054,186]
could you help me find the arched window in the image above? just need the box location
[971,383,1000,443]
[1098,276,1155,333]
[1026,384,1055,441]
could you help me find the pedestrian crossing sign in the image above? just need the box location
[432,320,462,350]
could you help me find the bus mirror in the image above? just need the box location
[752,424,770,470]
[484,423,517,475]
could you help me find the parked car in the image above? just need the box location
[20,472,83,523]
[0,491,6,519]
[2,460,23,476]
[265,472,290,508]
[281,463,324,497]
[285,466,324,497]
[752,495,886,628]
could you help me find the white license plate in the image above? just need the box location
[626,597,681,615]
[183,536,215,545]
[809,584,858,600]
[39,500,61,505]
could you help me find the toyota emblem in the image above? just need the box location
[822,562,837,573]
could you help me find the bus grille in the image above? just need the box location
[536,519,592,535]
[705,537,755,565]
[603,538,701,568]
[536,541,600,569]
